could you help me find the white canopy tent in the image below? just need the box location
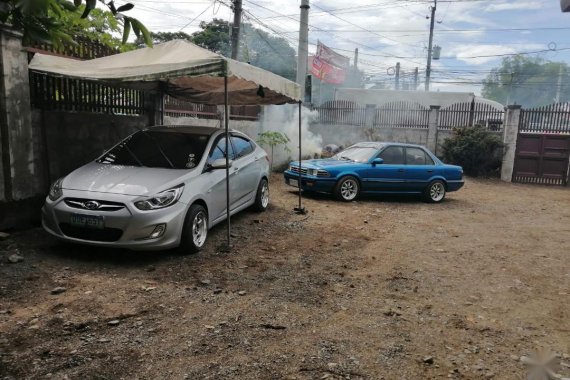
[29,40,306,249]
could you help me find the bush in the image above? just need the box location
[441,126,504,177]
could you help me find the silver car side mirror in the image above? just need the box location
[209,158,233,170]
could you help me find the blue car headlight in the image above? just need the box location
[308,169,319,176]
[134,184,184,211]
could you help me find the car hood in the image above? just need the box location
[290,159,360,169]
[62,162,191,196]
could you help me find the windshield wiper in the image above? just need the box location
[130,126,175,169]
[339,156,353,161]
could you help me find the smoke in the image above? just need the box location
[259,104,322,167]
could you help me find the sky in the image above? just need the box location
[122,0,570,95]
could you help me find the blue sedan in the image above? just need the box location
[283,142,464,203]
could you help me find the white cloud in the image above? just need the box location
[485,1,544,12]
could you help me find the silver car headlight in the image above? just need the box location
[134,184,184,211]
[48,178,64,201]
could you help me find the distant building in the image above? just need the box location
[334,88,504,109]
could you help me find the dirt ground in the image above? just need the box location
[0,175,569,380]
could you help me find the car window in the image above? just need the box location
[406,147,434,165]
[97,130,210,169]
[207,135,235,165]
[231,135,254,159]
[379,146,405,165]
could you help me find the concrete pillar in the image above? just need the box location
[427,105,440,153]
[145,92,164,126]
[365,104,376,128]
[0,26,41,201]
[500,105,522,182]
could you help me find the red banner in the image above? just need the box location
[311,56,347,84]
[316,41,350,69]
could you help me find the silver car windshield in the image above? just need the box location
[333,147,378,163]
[97,131,210,169]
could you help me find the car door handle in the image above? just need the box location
[427,169,433,173]
[398,168,405,172]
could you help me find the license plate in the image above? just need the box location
[289,179,299,187]
[70,214,104,229]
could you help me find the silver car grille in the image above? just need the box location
[64,198,126,212]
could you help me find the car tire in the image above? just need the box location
[423,180,446,203]
[179,204,208,254]
[334,176,360,202]
[253,178,269,212]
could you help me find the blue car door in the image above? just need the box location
[363,146,407,192]
[403,146,438,191]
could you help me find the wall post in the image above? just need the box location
[0,25,41,201]
[427,105,440,153]
[500,105,522,182]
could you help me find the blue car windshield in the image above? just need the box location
[333,147,378,163]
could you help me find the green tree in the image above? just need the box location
[0,0,151,48]
[257,131,291,171]
[482,56,570,107]
[190,19,297,81]
[191,18,231,56]
[134,31,192,47]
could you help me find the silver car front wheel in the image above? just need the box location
[180,204,208,254]
[192,211,208,247]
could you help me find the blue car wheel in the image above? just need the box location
[334,176,360,202]
[423,180,446,203]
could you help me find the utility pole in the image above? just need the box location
[506,72,514,105]
[231,0,243,60]
[354,48,359,70]
[296,0,310,92]
[414,67,419,90]
[425,0,436,91]
[555,64,563,103]
[395,62,401,90]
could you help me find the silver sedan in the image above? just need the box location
[42,126,270,252]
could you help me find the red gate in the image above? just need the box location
[512,133,570,185]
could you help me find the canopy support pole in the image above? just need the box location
[294,100,306,215]
[224,75,231,249]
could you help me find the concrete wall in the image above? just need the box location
[0,26,42,201]
[39,111,149,182]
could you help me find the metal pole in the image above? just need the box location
[224,75,231,248]
[555,64,563,103]
[294,101,306,214]
[296,0,310,88]
[414,67,419,90]
[425,0,436,91]
[395,62,401,90]
[231,0,242,60]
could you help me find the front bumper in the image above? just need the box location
[283,171,336,193]
[42,189,188,251]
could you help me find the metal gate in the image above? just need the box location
[512,133,570,185]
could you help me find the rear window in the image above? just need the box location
[97,130,210,169]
